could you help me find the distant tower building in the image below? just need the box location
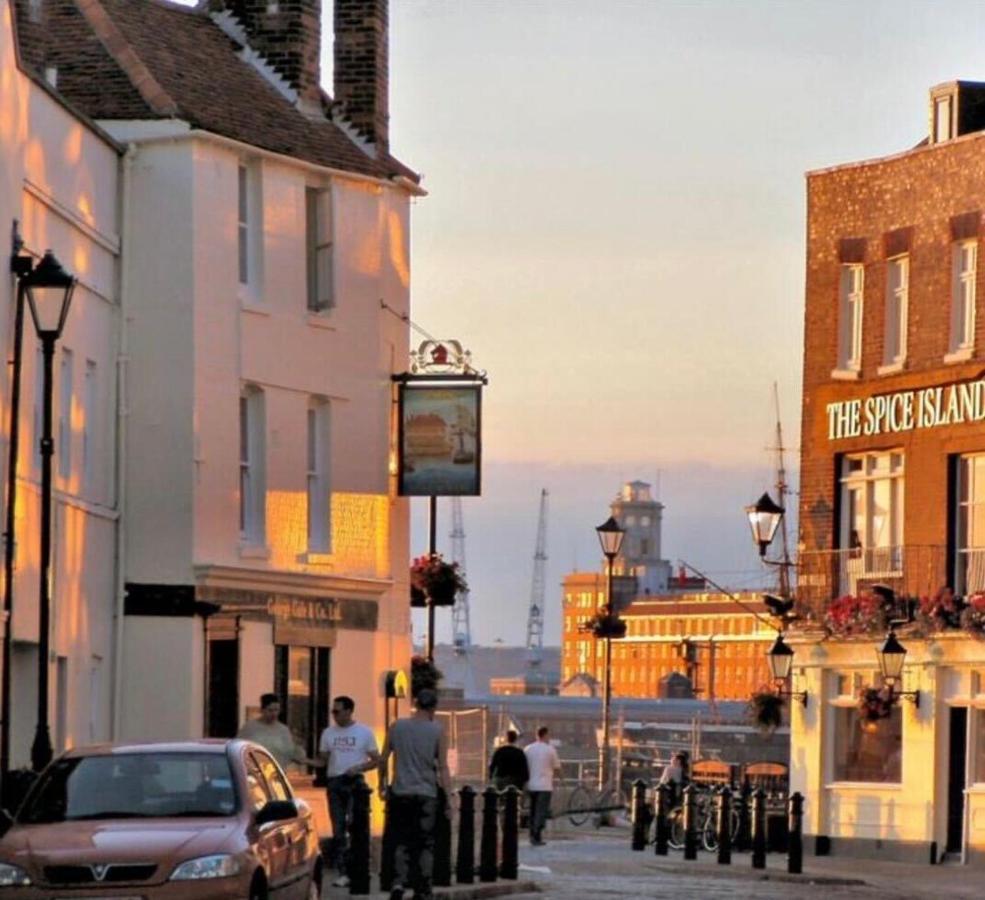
[610,481,672,595]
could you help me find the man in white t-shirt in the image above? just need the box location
[524,726,561,846]
[318,695,380,888]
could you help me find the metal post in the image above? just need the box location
[1,279,26,796]
[598,554,614,792]
[751,787,767,870]
[427,495,437,662]
[433,787,451,887]
[683,784,698,861]
[716,787,732,865]
[479,786,498,883]
[379,788,394,892]
[29,334,55,773]
[631,779,648,851]
[735,780,752,852]
[787,791,803,875]
[500,786,519,879]
[347,781,371,895]
[654,783,669,856]
[456,786,475,884]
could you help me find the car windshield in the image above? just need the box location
[19,752,238,823]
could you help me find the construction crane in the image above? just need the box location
[526,489,549,669]
[450,497,472,655]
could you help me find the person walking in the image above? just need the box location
[318,695,380,889]
[378,688,451,900]
[237,693,311,771]
[488,729,529,791]
[524,726,560,846]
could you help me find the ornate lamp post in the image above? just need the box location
[745,492,791,597]
[765,632,808,707]
[595,515,624,792]
[21,251,75,772]
[876,630,920,706]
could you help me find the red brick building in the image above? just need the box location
[792,81,985,864]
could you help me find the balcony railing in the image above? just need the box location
[794,545,948,623]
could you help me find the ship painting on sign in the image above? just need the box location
[400,386,481,495]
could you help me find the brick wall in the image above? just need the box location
[800,130,985,560]
[333,0,388,153]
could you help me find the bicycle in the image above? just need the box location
[647,786,740,852]
[565,783,629,827]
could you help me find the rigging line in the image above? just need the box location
[379,298,438,342]
[679,560,778,633]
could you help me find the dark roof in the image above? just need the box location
[11,0,418,183]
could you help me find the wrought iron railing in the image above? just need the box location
[794,545,948,623]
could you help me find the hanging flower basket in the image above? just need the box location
[579,606,627,639]
[410,655,443,698]
[410,554,467,608]
[748,691,784,733]
[857,685,894,722]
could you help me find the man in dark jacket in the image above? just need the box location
[488,730,529,790]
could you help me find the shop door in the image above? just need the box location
[946,707,968,854]
[207,639,240,738]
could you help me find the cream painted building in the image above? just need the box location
[3,0,420,780]
[0,0,121,765]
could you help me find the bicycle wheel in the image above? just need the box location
[566,784,593,827]
[701,810,718,853]
[667,807,685,851]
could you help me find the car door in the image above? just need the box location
[252,749,312,899]
[244,750,291,896]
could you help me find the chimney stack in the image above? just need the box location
[226,0,322,108]
[333,0,389,155]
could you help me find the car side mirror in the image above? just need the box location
[255,799,297,828]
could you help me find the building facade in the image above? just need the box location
[562,579,772,701]
[792,80,985,864]
[3,0,419,777]
[0,0,121,766]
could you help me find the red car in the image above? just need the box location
[0,739,322,899]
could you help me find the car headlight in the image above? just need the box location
[0,863,31,886]
[169,854,241,880]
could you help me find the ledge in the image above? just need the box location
[944,346,974,364]
[830,367,861,381]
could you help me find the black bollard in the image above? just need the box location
[433,788,452,887]
[631,779,648,851]
[788,791,804,875]
[682,784,698,861]
[751,787,767,870]
[479,786,499,883]
[456,786,476,884]
[347,781,371,895]
[654,783,669,856]
[500,787,519,879]
[735,780,752,852]
[716,787,732,865]
[379,788,394,891]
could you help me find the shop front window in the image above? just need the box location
[833,705,902,783]
[275,645,330,759]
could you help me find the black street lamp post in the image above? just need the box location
[765,632,808,707]
[745,492,791,597]
[876,630,920,707]
[595,515,624,793]
[20,251,74,772]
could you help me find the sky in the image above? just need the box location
[177,0,985,648]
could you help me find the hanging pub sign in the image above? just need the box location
[398,383,482,496]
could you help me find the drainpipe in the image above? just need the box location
[110,144,136,740]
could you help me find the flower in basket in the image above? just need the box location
[410,554,467,607]
[857,685,894,722]
[960,592,985,638]
[748,690,784,733]
[824,592,890,637]
[578,604,627,639]
[917,586,964,631]
[410,655,443,697]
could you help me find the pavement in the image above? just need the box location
[322,829,985,899]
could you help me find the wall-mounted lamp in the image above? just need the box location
[876,630,920,707]
[766,633,808,707]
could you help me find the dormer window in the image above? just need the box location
[935,95,953,142]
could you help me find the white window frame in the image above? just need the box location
[955,454,985,595]
[239,386,266,547]
[947,239,978,361]
[879,254,908,373]
[306,400,331,553]
[305,186,334,313]
[834,263,864,377]
[839,451,904,585]
[935,95,953,143]
[82,359,97,492]
[238,162,263,299]
[57,347,72,481]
